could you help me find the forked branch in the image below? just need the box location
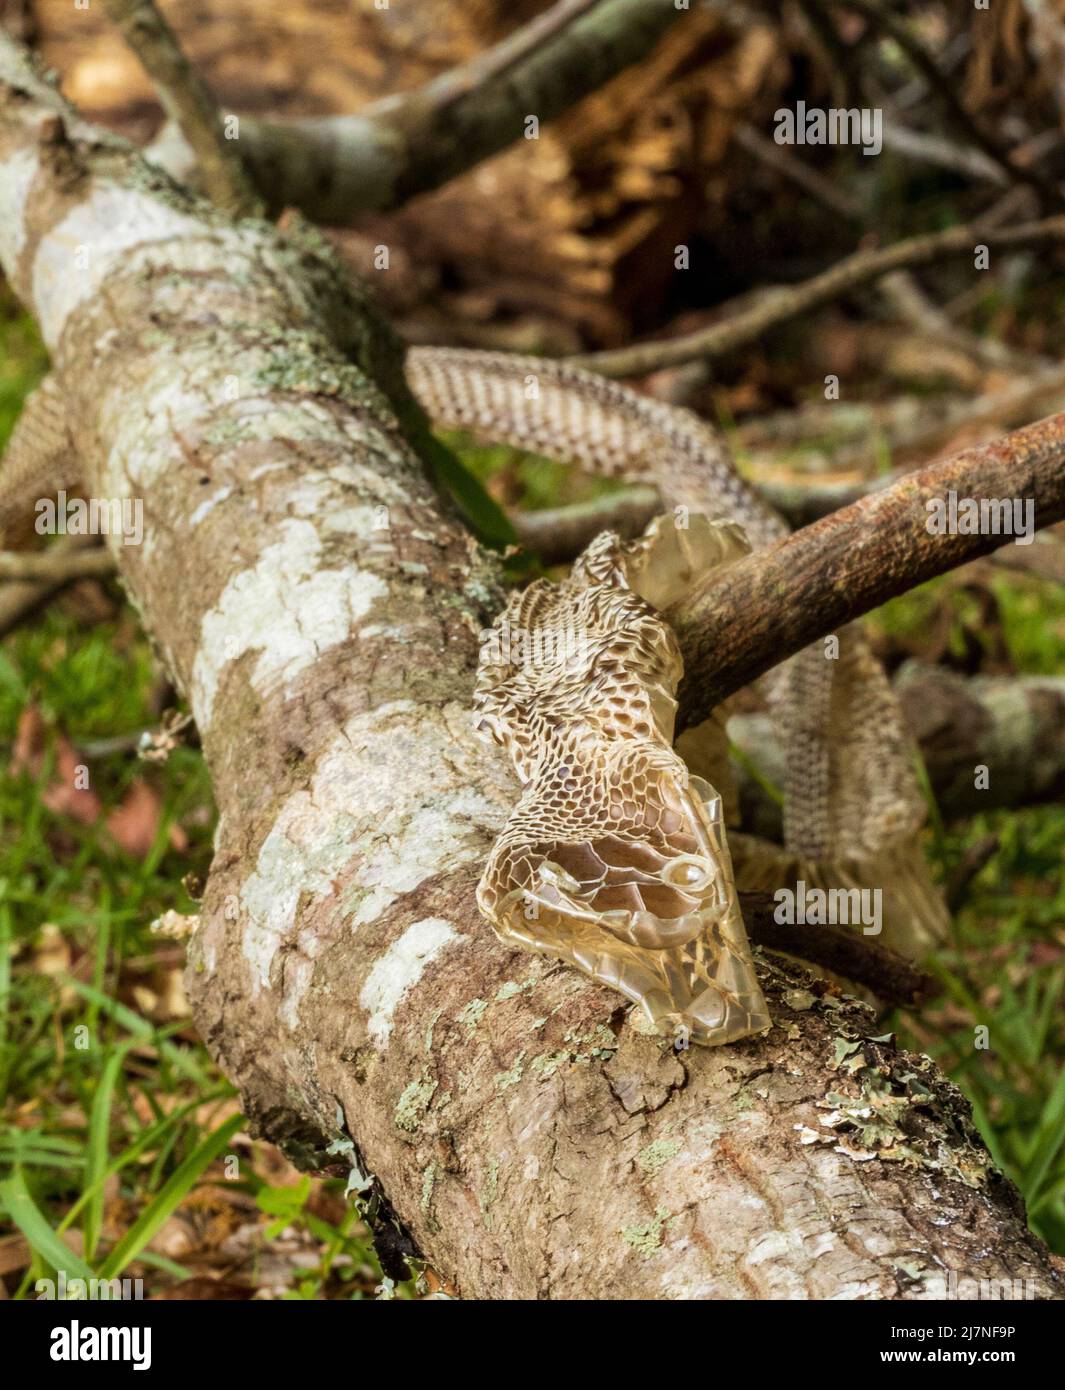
[103,0,260,215]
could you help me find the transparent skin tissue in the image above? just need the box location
[474,516,770,1047]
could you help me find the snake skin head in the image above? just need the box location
[473,524,770,1046]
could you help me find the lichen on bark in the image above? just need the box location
[1,36,1063,1299]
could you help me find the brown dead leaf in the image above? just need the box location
[42,738,102,824]
[106,779,188,858]
[11,702,101,823]
[11,702,45,772]
[0,1234,31,1278]
[11,705,188,858]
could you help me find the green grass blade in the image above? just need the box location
[83,1043,133,1260]
[1024,1064,1065,1206]
[98,1112,243,1278]
[420,431,517,550]
[0,884,10,1053]
[63,978,208,1085]
[56,1087,231,1236]
[0,1171,96,1282]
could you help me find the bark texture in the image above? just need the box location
[672,418,1065,730]
[2,42,1063,1299]
[148,0,686,220]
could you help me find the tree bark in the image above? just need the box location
[147,0,686,220]
[2,39,1062,1299]
[671,417,1065,730]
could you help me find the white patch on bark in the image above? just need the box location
[0,147,40,271]
[99,370,212,492]
[279,955,314,1032]
[236,701,510,1015]
[191,517,387,728]
[240,789,362,999]
[31,184,203,348]
[360,917,461,1048]
[344,701,508,927]
[189,486,233,526]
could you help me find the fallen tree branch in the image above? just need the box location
[671,413,1065,729]
[0,535,102,637]
[510,484,659,563]
[147,0,685,220]
[0,545,116,583]
[895,662,1065,817]
[752,469,901,530]
[429,0,602,103]
[739,892,935,1005]
[3,31,1062,1300]
[103,0,260,215]
[575,216,1065,377]
[756,478,1065,579]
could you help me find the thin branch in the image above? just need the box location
[739,892,936,1005]
[0,546,116,583]
[755,465,1065,582]
[510,485,660,564]
[877,268,1035,372]
[575,215,1065,376]
[431,0,603,108]
[0,536,101,637]
[146,0,685,221]
[733,121,866,221]
[103,0,261,216]
[838,0,1065,210]
[880,117,1007,185]
[0,573,59,637]
[669,412,1065,729]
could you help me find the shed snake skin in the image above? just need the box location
[0,346,949,1046]
[407,347,948,1045]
